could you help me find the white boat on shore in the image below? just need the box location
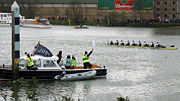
[0,12,24,26]
[21,18,52,28]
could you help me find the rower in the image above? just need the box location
[156,42,161,47]
[131,41,136,46]
[110,41,114,45]
[144,41,149,47]
[126,40,130,46]
[115,40,119,45]
[150,42,154,47]
[120,40,124,45]
[138,41,142,46]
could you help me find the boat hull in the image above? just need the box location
[0,68,107,80]
[22,24,52,29]
[0,23,11,27]
[57,70,96,81]
[107,44,177,50]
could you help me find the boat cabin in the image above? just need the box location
[19,55,62,70]
[0,12,25,24]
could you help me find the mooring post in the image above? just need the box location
[11,1,20,79]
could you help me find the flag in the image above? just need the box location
[92,40,96,49]
[34,44,53,57]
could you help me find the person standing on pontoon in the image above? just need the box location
[71,55,76,69]
[65,55,72,69]
[83,49,93,69]
[26,54,34,70]
[57,51,62,65]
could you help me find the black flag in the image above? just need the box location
[34,44,53,57]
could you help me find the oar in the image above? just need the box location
[166,45,175,47]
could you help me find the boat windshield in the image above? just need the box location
[19,59,41,68]
[43,60,56,67]
[23,20,34,24]
[19,59,26,67]
[38,19,49,23]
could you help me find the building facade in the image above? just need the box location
[154,0,180,20]
[1,0,180,20]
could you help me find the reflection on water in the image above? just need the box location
[0,26,180,101]
[153,27,180,35]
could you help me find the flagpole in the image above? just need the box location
[31,42,40,56]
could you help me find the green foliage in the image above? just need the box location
[61,96,75,101]
[11,77,39,101]
[50,20,70,25]
[50,19,180,27]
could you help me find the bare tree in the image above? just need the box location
[0,0,12,12]
[16,0,38,18]
[69,0,84,25]
[119,11,127,23]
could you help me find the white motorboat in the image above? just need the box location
[21,18,52,28]
[0,12,24,26]
[0,43,107,80]
[0,55,106,79]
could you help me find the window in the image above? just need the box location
[173,1,175,5]
[165,2,167,5]
[157,2,160,5]
[157,8,160,11]
[173,15,176,18]
[43,60,56,67]
[19,59,26,67]
[164,15,168,18]
[34,60,41,67]
[172,8,176,11]
[165,8,167,11]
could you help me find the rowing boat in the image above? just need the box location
[106,44,177,50]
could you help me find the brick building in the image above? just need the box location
[1,0,179,20]
[154,0,180,19]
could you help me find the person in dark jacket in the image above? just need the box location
[57,51,62,64]
[83,49,93,69]
[115,40,119,45]
[110,41,114,45]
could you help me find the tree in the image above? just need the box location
[119,11,127,23]
[69,0,84,25]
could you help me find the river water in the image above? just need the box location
[0,26,180,101]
